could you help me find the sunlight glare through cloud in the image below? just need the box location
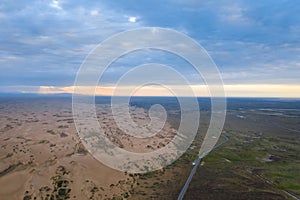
[128,16,137,23]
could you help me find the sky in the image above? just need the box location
[0,0,299,97]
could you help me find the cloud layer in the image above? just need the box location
[0,0,299,96]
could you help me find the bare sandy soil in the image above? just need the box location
[0,97,175,200]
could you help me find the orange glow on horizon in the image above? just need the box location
[37,84,300,98]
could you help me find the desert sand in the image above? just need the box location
[0,97,175,200]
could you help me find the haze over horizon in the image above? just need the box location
[0,0,299,97]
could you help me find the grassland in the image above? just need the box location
[131,99,300,200]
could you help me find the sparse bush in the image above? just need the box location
[47,130,55,135]
[60,132,68,137]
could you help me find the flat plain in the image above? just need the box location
[0,96,299,200]
[131,98,300,200]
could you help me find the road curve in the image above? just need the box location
[177,134,229,200]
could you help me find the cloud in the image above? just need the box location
[49,0,62,10]
[0,0,142,87]
[0,86,39,94]
[90,10,99,16]
[128,16,137,23]
[218,3,251,24]
[0,0,299,97]
[223,84,300,98]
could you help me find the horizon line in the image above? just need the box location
[0,84,300,98]
[1,92,300,99]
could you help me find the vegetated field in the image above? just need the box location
[131,98,300,200]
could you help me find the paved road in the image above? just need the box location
[283,190,300,200]
[177,134,229,200]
